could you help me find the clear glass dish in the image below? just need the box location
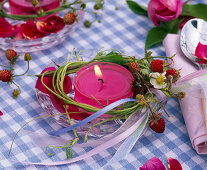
[36,50,168,137]
[0,1,84,52]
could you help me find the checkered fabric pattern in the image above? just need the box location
[1,0,207,169]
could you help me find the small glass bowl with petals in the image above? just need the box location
[0,0,84,52]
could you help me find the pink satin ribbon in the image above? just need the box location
[15,112,147,166]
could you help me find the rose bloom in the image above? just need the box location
[148,0,183,26]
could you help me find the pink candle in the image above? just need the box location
[74,62,133,115]
[9,0,60,15]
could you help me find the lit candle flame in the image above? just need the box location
[94,65,102,78]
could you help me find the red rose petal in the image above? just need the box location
[35,67,87,120]
[22,21,45,39]
[0,17,17,38]
[13,24,25,40]
[36,22,53,34]
[51,96,90,120]
[36,16,65,34]
[0,110,3,116]
[35,67,56,95]
[35,67,72,95]
[168,157,182,170]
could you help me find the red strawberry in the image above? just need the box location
[63,12,76,25]
[166,69,178,78]
[149,113,165,133]
[0,69,12,82]
[150,60,163,73]
[6,49,17,61]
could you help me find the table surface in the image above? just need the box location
[1,0,207,169]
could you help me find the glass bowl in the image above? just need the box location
[36,50,168,137]
[0,1,84,52]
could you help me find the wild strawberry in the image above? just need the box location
[84,20,91,28]
[166,69,178,78]
[149,113,165,133]
[12,89,20,98]
[6,49,17,61]
[63,12,76,25]
[0,69,12,82]
[128,62,140,72]
[24,53,32,61]
[150,60,163,73]
[178,92,185,100]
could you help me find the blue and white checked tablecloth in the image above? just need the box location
[1,0,207,169]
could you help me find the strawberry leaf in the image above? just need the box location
[126,0,148,17]
[101,52,128,65]
[66,147,73,159]
[182,3,207,21]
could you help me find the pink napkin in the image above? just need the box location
[163,34,207,154]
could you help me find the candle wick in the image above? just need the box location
[98,79,104,92]
[98,79,104,84]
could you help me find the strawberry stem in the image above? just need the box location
[13,61,30,77]
[0,64,13,68]
[156,100,170,117]
[11,81,21,93]
[8,112,75,156]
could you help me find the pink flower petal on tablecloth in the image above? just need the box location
[140,157,166,170]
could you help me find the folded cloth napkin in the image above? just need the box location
[163,34,207,154]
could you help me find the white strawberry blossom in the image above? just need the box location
[149,72,167,89]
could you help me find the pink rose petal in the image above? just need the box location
[195,42,207,61]
[140,157,166,170]
[147,0,183,26]
[159,0,177,12]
